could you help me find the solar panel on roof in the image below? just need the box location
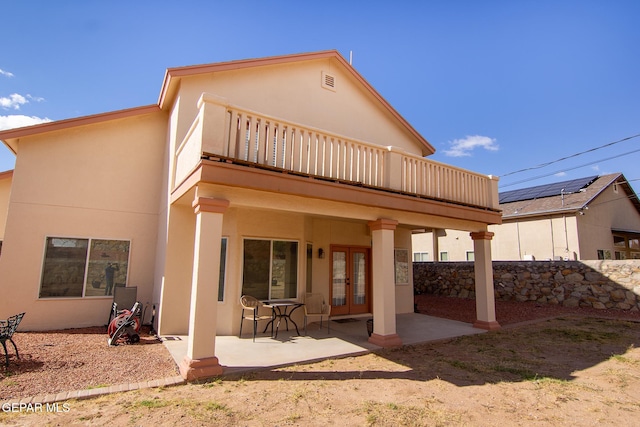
[499,175,598,204]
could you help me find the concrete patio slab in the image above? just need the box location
[161,313,485,377]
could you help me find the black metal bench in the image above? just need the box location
[0,312,25,367]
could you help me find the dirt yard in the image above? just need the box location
[1,299,639,426]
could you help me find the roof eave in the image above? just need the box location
[502,207,582,220]
[0,105,161,150]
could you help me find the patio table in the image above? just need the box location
[262,300,304,338]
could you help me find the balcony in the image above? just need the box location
[174,93,499,212]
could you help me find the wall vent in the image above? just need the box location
[321,71,336,91]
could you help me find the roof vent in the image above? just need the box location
[322,71,336,91]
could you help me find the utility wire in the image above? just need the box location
[501,133,640,178]
[501,147,640,188]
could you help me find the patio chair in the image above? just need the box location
[107,285,138,328]
[239,295,273,342]
[0,312,25,367]
[304,293,331,334]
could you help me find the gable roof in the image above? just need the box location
[0,51,434,157]
[157,50,435,155]
[500,173,640,219]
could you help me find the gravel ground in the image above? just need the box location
[0,326,179,401]
[2,295,639,401]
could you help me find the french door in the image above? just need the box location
[330,246,371,316]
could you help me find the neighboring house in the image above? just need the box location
[413,173,640,261]
[0,51,501,379]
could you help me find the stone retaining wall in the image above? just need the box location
[413,260,640,311]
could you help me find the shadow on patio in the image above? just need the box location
[161,313,485,375]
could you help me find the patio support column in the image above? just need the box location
[367,218,402,348]
[470,231,501,330]
[179,197,229,381]
[432,228,440,263]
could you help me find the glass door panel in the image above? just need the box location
[350,249,368,314]
[332,249,347,312]
[330,246,370,316]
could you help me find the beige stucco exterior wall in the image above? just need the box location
[171,58,426,160]
[0,112,167,329]
[412,218,581,261]
[490,216,580,261]
[577,184,640,259]
[412,229,477,261]
[0,171,12,240]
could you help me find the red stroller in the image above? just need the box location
[107,301,142,346]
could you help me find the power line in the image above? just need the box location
[501,147,640,188]
[501,133,640,178]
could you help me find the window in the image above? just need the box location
[439,251,449,261]
[612,233,640,259]
[40,237,130,298]
[242,239,298,300]
[466,251,475,261]
[597,249,612,260]
[615,251,627,260]
[413,252,429,262]
[218,238,228,302]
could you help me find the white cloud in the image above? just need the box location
[555,171,567,177]
[0,93,45,110]
[0,93,28,110]
[591,165,600,172]
[0,114,52,130]
[0,69,14,78]
[443,135,499,157]
[27,94,45,103]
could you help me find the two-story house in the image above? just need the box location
[0,51,501,379]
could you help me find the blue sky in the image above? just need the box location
[1,1,639,193]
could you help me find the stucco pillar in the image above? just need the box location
[432,228,440,263]
[179,197,229,381]
[470,231,501,330]
[367,218,402,347]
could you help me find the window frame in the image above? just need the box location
[413,252,429,262]
[611,232,640,259]
[597,249,612,260]
[38,236,131,299]
[241,237,299,301]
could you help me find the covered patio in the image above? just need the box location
[161,313,486,376]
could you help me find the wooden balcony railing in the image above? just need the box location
[175,93,499,210]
